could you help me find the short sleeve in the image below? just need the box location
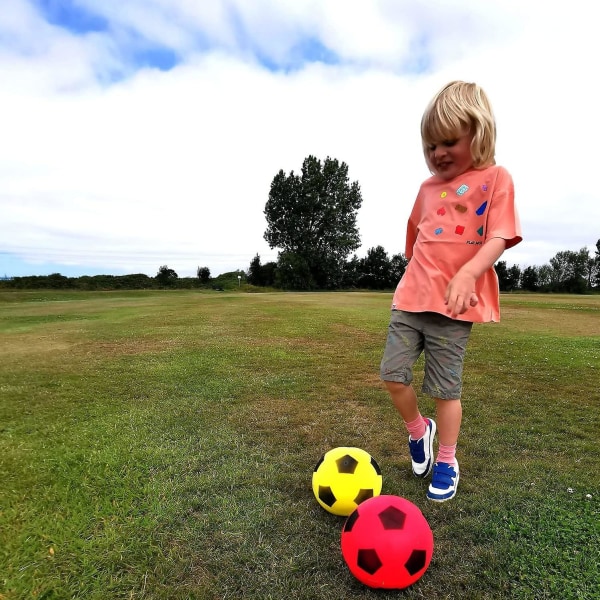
[485,167,522,249]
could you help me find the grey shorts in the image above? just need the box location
[380,311,473,399]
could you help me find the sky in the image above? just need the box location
[1,0,598,279]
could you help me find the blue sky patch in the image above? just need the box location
[402,33,432,74]
[291,37,338,67]
[33,0,109,34]
[132,46,179,72]
[254,37,339,73]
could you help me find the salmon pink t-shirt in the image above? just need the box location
[391,165,522,323]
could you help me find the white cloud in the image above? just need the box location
[0,0,599,277]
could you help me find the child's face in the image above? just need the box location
[426,131,474,180]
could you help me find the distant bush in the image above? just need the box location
[0,270,248,291]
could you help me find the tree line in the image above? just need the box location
[495,246,599,293]
[4,243,597,294]
[248,243,600,293]
[0,267,244,291]
[252,155,599,293]
[2,155,598,293]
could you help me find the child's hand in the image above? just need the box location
[444,274,478,317]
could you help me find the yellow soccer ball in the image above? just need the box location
[312,447,383,516]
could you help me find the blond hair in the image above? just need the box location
[421,81,496,170]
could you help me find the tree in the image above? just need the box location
[495,261,520,291]
[594,240,600,288]
[549,249,589,293]
[197,266,211,284]
[390,253,408,285]
[494,260,521,292]
[537,264,553,292]
[47,273,70,289]
[248,254,262,286]
[264,155,362,289]
[248,254,277,287]
[507,265,522,291]
[341,255,362,288]
[359,246,392,289]
[260,262,277,287]
[274,251,315,290]
[521,266,539,292]
[585,255,596,290]
[495,261,509,291]
[156,265,178,286]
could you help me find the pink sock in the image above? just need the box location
[405,415,427,440]
[437,443,457,466]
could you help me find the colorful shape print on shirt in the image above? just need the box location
[435,227,443,235]
[437,207,446,216]
[456,184,469,196]
[441,191,447,198]
[476,201,488,216]
[477,226,484,236]
[455,204,468,214]
[455,225,465,235]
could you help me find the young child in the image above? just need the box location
[380,81,522,502]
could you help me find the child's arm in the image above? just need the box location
[444,237,507,318]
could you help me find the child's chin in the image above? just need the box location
[435,170,455,181]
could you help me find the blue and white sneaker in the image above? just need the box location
[408,418,436,478]
[427,461,460,502]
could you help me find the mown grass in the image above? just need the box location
[1,290,598,599]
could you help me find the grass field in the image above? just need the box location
[1,290,598,599]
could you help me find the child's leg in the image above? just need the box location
[381,311,426,430]
[385,381,421,424]
[420,314,471,501]
[434,397,462,465]
[381,312,435,477]
[385,381,428,439]
[425,396,461,501]
[385,381,435,477]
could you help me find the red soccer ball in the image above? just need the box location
[340,495,434,589]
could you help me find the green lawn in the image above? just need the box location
[1,290,598,599]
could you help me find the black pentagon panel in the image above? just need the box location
[343,510,360,532]
[313,455,325,471]
[357,549,383,575]
[318,486,337,507]
[336,454,359,474]
[405,549,427,575]
[353,488,374,504]
[370,456,382,475]
[378,505,406,530]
